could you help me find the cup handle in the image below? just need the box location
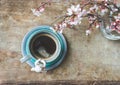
[20,56,31,63]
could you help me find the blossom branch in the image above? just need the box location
[51,0,119,35]
[31,0,51,16]
[31,0,120,35]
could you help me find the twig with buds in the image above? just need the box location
[31,0,120,35]
[31,0,51,16]
[51,0,120,35]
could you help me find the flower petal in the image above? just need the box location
[71,5,75,11]
[67,8,73,15]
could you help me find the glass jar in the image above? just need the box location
[100,18,120,40]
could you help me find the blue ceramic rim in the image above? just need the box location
[21,25,67,70]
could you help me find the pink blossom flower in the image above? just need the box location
[110,14,120,33]
[38,7,45,12]
[88,16,96,24]
[54,22,67,33]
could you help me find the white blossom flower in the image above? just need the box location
[86,30,91,36]
[67,4,81,16]
[114,13,120,20]
[31,7,45,17]
[61,22,67,28]
[67,8,73,16]
[89,4,98,11]
[106,25,110,30]
[100,9,108,16]
[112,8,118,12]
[88,16,96,24]
[77,9,86,18]
[96,24,100,28]
[55,4,87,32]
[69,20,78,25]
[67,17,82,25]
[110,11,113,15]
[31,8,42,16]
[67,7,86,25]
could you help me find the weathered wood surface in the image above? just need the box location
[1,81,120,85]
[0,0,120,84]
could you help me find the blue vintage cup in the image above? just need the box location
[20,25,67,71]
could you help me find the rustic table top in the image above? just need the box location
[0,0,120,84]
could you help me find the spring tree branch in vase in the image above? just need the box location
[31,0,120,39]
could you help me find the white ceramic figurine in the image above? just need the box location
[31,59,46,73]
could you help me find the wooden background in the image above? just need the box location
[0,0,120,84]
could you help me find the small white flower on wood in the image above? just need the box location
[86,30,91,36]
